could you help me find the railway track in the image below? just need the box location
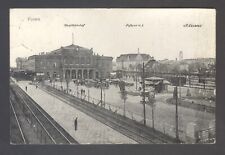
[10,82,78,144]
[41,85,177,144]
[10,99,27,144]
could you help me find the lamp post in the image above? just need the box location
[135,65,138,90]
[142,62,146,125]
[52,76,55,105]
[173,77,180,143]
[179,75,181,98]
[104,89,105,107]
[100,78,103,107]
[77,83,79,98]
[88,88,90,102]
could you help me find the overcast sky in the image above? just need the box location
[10,9,215,67]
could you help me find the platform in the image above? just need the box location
[15,80,137,144]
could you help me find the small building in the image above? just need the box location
[116,52,153,71]
[145,76,170,93]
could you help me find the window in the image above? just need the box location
[81,57,85,64]
[53,62,57,68]
[75,57,79,64]
[86,57,91,64]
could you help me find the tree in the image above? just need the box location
[128,64,135,71]
[65,72,70,93]
[120,90,128,117]
[188,62,203,73]
[171,64,180,74]
[137,63,142,72]
[145,59,157,73]
[119,80,128,117]
[155,63,169,73]
[59,57,64,89]
[148,91,156,130]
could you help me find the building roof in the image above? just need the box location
[47,44,92,55]
[158,59,176,64]
[16,57,27,61]
[116,53,151,62]
[145,76,164,81]
[62,44,90,51]
[17,44,113,62]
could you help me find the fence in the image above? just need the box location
[44,81,189,141]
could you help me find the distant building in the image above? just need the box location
[16,44,113,79]
[112,61,117,71]
[179,51,183,61]
[152,57,215,74]
[180,58,215,66]
[16,57,28,70]
[116,52,153,71]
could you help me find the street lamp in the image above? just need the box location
[135,65,138,90]
[141,62,146,125]
[77,82,79,98]
[100,78,103,107]
[87,88,90,102]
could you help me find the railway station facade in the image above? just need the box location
[16,44,113,80]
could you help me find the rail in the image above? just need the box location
[10,82,78,144]
[41,85,177,144]
[10,99,27,144]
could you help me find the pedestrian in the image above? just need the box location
[74,117,78,131]
[36,85,38,89]
[25,86,27,92]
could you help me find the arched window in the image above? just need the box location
[75,57,79,64]
[86,57,91,64]
[81,57,85,64]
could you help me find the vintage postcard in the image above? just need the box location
[10,8,215,144]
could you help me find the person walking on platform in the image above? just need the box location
[74,117,78,131]
[25,86,27,92]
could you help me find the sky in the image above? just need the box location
[10,9,215,67]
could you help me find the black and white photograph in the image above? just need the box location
[9,8,216,144]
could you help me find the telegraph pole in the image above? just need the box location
[175,76,179,143]
[135,65,138,90]
[88,89,90,102]
[152,103,155,130]
[104,89,105,106]
[152,93,155,130]
[179,75,181,98]
[100,78,103,107]
[142,62,146,125]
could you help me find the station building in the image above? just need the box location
[16,44,113,80]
